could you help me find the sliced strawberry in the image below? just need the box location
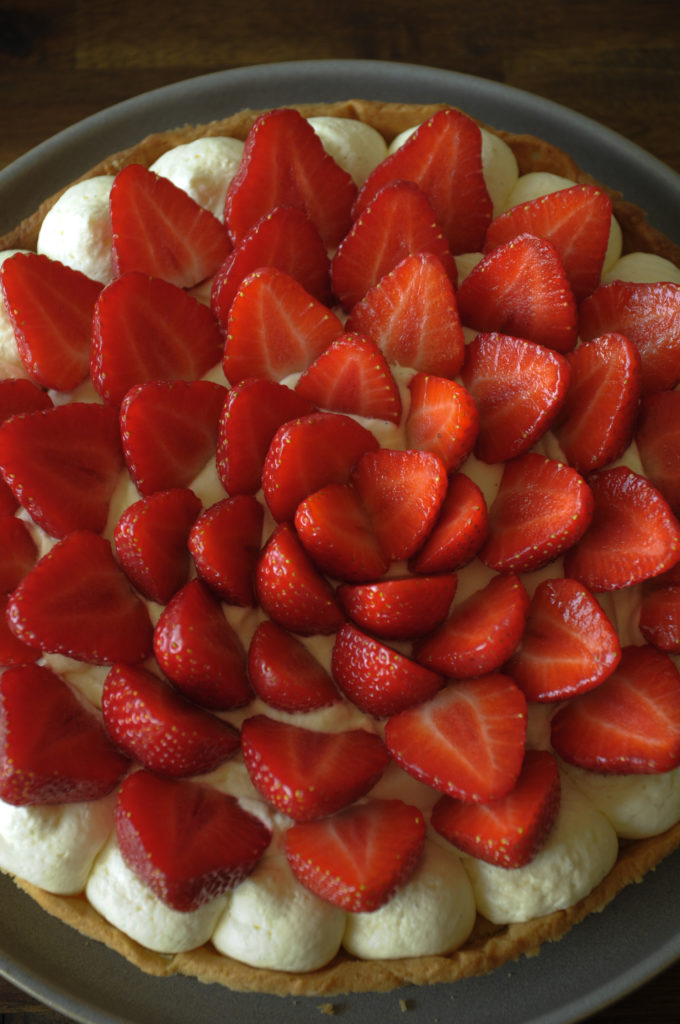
[0,402,124,538]
[115,770,271,911]
[153,579,251,710]
[254,523,344,636]
[222,268,343,384]
[579,280,680,393]
[506,577,621,701]
[351,448,446,562]
[102,663,240,777]
[405,373,478,472]
[188,494,264,606]
[0,664,130,805]
[384,674,528,803]
[480,453,594,574]
[554,332,642,474]
[262,410,379,523]
[285,798,426,912]
[241,714,390,821]
[551,644,680,773]
[91,272,224,405]
[636,390,680,515]
[294,482,388,583]
[113,488,202,604]
[294,332,402,425]
[563,466,680,591]
[354,108,492,254]
[0,251,102,391]
[247,620,340,712]
[0,595,40,667]
[110,163,231,288]
[225,107,357,249]
[431,749,561,868]
[0,516,37,593]
[120,379,227,496]
[414,573,530,678]
[331,622,444,717]
[337,574,457,641]
[639,583,680,653]
[456,234,578,353]
[0,379,53,516]
[408,472,488,573]
[345,252,464,378]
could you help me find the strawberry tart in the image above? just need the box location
[0,97,679,999]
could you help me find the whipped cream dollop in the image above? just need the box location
[150,136,245,220]
[37,176,115,284]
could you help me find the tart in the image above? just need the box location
[0,97,679,1000]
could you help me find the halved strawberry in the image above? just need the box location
[294,332,402,425]
[120,379,227,496]
[102,663,240,777]
[405,373,479,472]
[0,595,40,667]
[639,583,680,653]
[331,622,444,717]
[431,749,561,868]
[285,798,426,912]
[0,402,124,539]
[0,516,37,594]
[225,107,357,250]
[345,253,464,378]
[0,663,130,805]
[110,163,231,288]
[91,272,224,405]
[506,577,621,701]
[480,453,594,574]
[115,770,271,911]
[384,674,528,803]
[553,332,642,474]
[550,644,680,773]
[337,574,457,641]
[241,714,390,821]
[456,234,578,353]
[414,573,530,678]
[636,390,680,514]
[0,378,53,518]
[0,251,103,391]
[113,488,202,604]
[563,466,680,591]
[294,482,389,583]
[153,579,251,710]
[408,472,488,573]
[222,268,343,384]
[188,494,264,606]
[247,620,340,712]
[579,280,680,393]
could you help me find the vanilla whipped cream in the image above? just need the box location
[37,176,115,284]
[308,116,388,186]
[150,136,245,221]
[561,763,680,839]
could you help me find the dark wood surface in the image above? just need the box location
[1,0,679,1021]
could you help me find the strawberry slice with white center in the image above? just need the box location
[0,378,53,515]
[0,402,124,539]
[506,577,621,701]
[409,472,488,574]
[153,579,251,711]
[345,252,465,378]
[0,663,130,805]
[247,620,341,713]
[414,573,530,679]
[91,272,224,405]
[222,267,343,384]
[7,530,153,665]
[354,107,493,254]
[102,663,241,777]
[554,332,642,474]
[294,482,389,583]
[337,574,457,641]
[241,714,390,822]
[551,644,680,773]
[110,163,231,288]
[456,234,578,353]
[285,798,426,913]
[115,770,271,912]
[460,332,570,464]
[113,488,202,605]
[0,251,103,391]
[0,598,41,667]
[636,390,680,515]
[579,280,680,393]
[188,494,264,607]
[384,674,528,803]
[0,516,37,594]
[480,452,594,574]
[431,749,561,868]
[405,373,479,472]
[294,332,402,425]
[639,582,680,653]
[331,183,458,313]
[331,622,445,717]
[563,465,680,591]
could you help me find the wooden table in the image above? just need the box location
[1,0,679,1021]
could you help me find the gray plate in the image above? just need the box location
[0,59,679,1024]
